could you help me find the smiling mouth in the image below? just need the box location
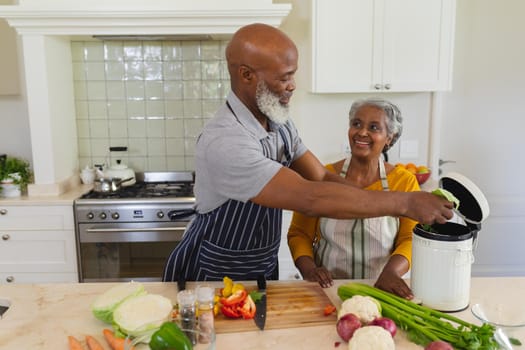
[354,139,371,146]
[280,93,293,104]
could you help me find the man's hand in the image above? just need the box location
[404,191,454,224]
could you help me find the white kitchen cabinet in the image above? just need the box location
[278,210,301,280]
[0,205,78,284]
[311,0,456,93]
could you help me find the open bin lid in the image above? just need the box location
[439,172,490,225]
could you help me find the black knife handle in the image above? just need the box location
[178,277,186,291]
[257,274,266,290]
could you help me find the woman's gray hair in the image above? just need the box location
[349,98,403,151]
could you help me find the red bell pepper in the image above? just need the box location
[221,304,242,318]
[239,295,256,319]
[323,304,336,316]
[220,289,247,306]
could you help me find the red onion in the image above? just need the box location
[369,317,397,337]
[336,313,362,342]
[425,340,454,350]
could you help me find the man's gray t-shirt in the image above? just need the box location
[194,92,308,213]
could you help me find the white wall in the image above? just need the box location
[0,95,31,160]
[440,0,525,276]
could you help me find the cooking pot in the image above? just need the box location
[93,177,133,193]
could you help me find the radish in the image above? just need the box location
[425,340,454,350]
[369,317,397,337]
[336,313,362,342]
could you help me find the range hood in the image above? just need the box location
[0,0,292,196]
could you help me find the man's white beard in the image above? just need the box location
[256,81,290,125]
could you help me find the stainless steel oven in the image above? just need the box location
[74,172,195,282]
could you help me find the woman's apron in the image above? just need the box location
[162,103,292,282]
[314,156,400,279]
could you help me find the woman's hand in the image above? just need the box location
[295,256,334,288]
[374,255,413,299]
[374,271,413,299]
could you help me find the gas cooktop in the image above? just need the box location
[76,171,195,202]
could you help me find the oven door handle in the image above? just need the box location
[85,227,186,233]
[80,226,186,243]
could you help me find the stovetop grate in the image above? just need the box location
[79,181,194,200]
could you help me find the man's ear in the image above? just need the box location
[239,64,255,82]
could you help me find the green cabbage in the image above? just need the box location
[112,294,173,341]
[431,188,460,209]
[91,281,146,324]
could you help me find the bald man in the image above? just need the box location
[162,23,453,282]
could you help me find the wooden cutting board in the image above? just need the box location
[214,280,337,333]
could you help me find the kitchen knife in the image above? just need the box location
[177,277,186,291]
[254,275,267,330]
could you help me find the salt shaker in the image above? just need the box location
[177,289,197,345]
[196,285,215,344]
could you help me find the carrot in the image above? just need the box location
[85,335,105,350]
[103,328,133,350]
[68,336,84,350]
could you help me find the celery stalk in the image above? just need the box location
[337,282,498,350]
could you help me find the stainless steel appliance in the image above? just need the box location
[74,171,195,282]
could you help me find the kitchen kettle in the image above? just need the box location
[104,159,136,186]
[95,146,136,186]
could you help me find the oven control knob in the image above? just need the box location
[87,212,94,220]
[99,212,107,220]
[111,212,120,220]
[157,211,165,219]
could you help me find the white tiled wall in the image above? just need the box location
[71,40,230,172]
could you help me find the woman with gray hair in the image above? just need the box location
[288,98,419,299]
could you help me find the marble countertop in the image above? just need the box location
[1,277,524,349]
[0,184,91,206]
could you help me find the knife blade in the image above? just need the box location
[254,274,267,330]
[0,305,8,319]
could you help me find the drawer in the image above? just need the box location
[0,230,78,273]
[0,205,74,230]
[0,272,78,284]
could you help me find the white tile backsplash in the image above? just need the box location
[87,81,107,100]
[104,42,124,61]
[73,39,229,172]
[108,120,128,138]
[107,100,126,119]
[88,101,108,119]
[165,119,184,138]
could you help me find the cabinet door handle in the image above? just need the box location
[374,84,382,90]
[6,276,14,283]
[1,234,10,241]
[0,209,7,215]
[384,84,391,90]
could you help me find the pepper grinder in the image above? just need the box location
[177,289,197,345]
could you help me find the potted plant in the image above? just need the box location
[0,156,33,197]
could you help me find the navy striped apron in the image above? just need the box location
[162,105,292,282]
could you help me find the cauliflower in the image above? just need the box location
[348,326,395,350]
[338,295,381,323]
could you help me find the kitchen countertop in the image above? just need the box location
[1,277,524,349]
[0,184,91,206]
